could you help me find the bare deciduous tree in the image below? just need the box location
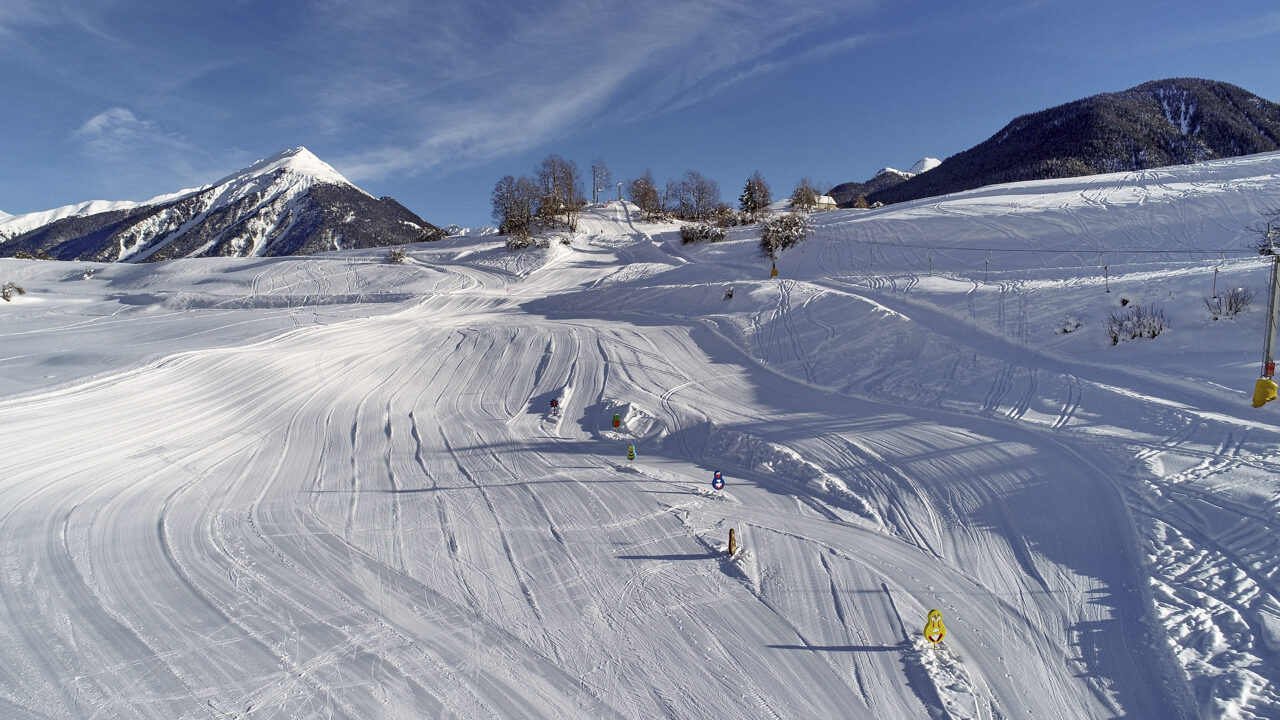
[626,170,663,219]
[492,175,538,237]
[669,170,720,222]
[534,154,586,230]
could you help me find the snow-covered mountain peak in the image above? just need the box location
[874,167,911,179]
[908,157,942,174]
[215,147,354,189]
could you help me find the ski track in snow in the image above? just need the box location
[4,154,1280,718]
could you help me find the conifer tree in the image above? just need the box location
[738,170,772,223]
[791,179,818,212]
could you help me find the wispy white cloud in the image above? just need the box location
[0,0,58,37]
[307,0,881,180]
[10,0,885,189]
[70,107,247,196]
[0,1,120,44]
[72,107,191,159]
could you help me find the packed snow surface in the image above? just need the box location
[3,152,1280,718]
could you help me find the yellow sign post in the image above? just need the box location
[1253,377,1277,407]
[728,528,737,556]
[626,444,635,462]
[923,609,947,644]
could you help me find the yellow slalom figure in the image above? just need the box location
[626,445,635,462]
[923,609,947,645]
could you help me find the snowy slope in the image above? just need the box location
[2,152,1280,718]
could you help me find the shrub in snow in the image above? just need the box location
[760,211,813,259]
[1105,302,1167,345]
[505,234,550,251]
[1,281,25,301]
[680,223,726,244]
[1055,316,1083,334]
[12,250,52,260]
[712,204,739,228]
[1204,286,1254,320]
[386,247,406,264]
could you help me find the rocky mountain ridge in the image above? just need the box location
[0,148,439,262]
[867,78,1280,206]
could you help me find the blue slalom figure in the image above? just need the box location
[713,471,724,490]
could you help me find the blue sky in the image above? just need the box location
[2,0,1279,227]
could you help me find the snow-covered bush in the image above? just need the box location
[1055,316,1083,334]
[505,234,550,251]
[760,211,813,259]
[1,281,26,301]
[679,223,726,244]
[712,204,740,228]
[1105,302,1167,344]
[1204,286,1254,320]
[386,247,406,264]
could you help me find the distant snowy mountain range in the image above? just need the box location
[827,157,940,207]
[0,148,440,262]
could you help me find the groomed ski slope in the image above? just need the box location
[2,152,1280,718]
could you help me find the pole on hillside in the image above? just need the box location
[1252,237,1280,408]
[1262,253,1279,379]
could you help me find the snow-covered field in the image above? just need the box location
[2,152,1279,718]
